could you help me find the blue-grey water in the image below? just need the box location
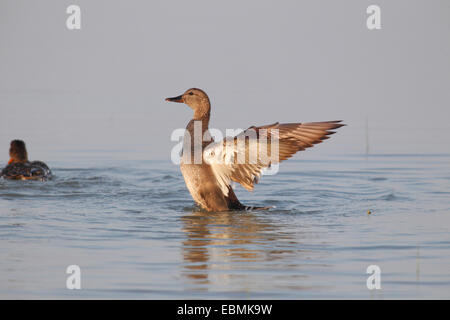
[0,152,449,299]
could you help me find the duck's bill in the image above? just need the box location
[8,158,13,165]
[165,95,184,103]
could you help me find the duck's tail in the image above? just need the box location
[225,185,274,212]
[226,199,274,212]
[244,205,274,211]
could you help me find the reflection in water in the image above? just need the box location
[2,155,449,298]
[180,210,295,289]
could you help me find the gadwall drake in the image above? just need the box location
[166,88,344,212]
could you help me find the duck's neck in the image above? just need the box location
[193,110,210,130]
[9,154,28,164]
[193,99,210,120]
[185,104,212,153]
[193,99,211,130]
[9,159,28,164]
[186,111,210,140]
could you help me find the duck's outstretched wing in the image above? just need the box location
[203,121,344,195]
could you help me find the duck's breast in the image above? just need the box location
[180,162,229,211]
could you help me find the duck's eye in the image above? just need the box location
[188,92,194,95]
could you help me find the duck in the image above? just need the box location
[1,140,52,181]
[166,88,344,212]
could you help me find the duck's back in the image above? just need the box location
[1,161,52,181]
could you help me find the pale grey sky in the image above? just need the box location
[1,0,449,161]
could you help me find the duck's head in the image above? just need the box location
[8,140,28,164]
[165,88,211,118]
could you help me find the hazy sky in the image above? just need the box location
[1,0,449,161]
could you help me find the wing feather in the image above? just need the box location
[203,120,344,195]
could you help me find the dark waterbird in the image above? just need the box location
[1,140,52,181]
[166,88,345,212]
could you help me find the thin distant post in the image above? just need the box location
[365,117,370,156]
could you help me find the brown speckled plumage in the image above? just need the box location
[166,88,344,212]
[1,140,52,181]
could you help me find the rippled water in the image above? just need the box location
[0,153,449,299]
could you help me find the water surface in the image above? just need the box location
[0,153,449,299]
